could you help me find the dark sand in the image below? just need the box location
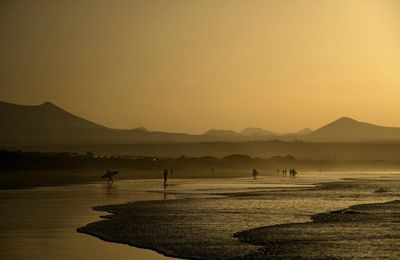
[77,177,400,259]
[236,200,400,259]
[77,199,261,259]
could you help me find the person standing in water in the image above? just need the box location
[252,169,259,180]
[163,169,169,189]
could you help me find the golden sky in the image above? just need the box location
[1,0,399,133]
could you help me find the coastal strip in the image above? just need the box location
[235,200,400,259]
[77,180,399,259]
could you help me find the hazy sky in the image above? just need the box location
[1,0,399,134]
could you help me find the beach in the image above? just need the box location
[236,200,400,259]
[0,180,178,260]
[1,172,398,259]
[77,172,400,259]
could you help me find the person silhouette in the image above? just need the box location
[163,169,169,189]
[252,169,259,180]
[289,168,297,178]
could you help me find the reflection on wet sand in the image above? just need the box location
[0,180,178,260]
[1,172,399,259]
[78,172,400,259]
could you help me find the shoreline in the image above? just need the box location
[79,199,400,259]
[0,169,282,190]
[235,199,400,258]
[78,215,189,260]
[0,178,181,260]
[77,177,399,259]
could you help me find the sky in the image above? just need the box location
[1,0,400,134]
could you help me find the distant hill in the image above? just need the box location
[306,117,400,141]
[240,127,278,136]
[133,127,149,132]
[0,100,193,144]
[0,100,274,145]
[203,129,240,136]
[2,100,400,145]
[297,128,313,135]
[0,101,104,129]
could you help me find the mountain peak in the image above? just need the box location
[297,127,313,135]
[41,101,56,106]
[40,101,60,109]
[306,116,400,141]
[333,116,359,124]
[0,100,105,130]
[240,127,278,136]
[132,127,149,132]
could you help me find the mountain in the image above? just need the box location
[306,117,400,142]
[133,127,149,132]
[0,100,111,144]
[240,128,278,136]
[0,100,193,144]
[203,129,240,136]
[0,101,104,129]
[3,100,400,145]
[0,100,270,145]
[297,128,313,135]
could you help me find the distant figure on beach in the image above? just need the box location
[252,169,260,180]
[101,170,119,184]
[163,169,169,189]
[211,167,214,174]
[289,168,298,178]
[282,169,287,177]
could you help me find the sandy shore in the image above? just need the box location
[236,200,400,259]
[77,176,400,259]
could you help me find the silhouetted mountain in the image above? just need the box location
[3,101,400,145]
[0,100,193,144]
[133,127,149,132]
[240,128,278,136]
[203,129,240,136]
[297,128,313,135]
[0,100,104,129]
[0,101,274,145]
[306,117,400,141]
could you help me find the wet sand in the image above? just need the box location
[236,200,400,259]
[0,180,179,260]
[78,173,400,259]
[0,176,317,260]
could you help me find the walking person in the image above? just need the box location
[252,169,259,180]
[163,169,169,189]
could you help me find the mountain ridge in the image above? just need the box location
[306,116,400,141]
[240,127,279,136]
[203,129,241,136]
[1,100,400,144]
[0,100,105,129]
